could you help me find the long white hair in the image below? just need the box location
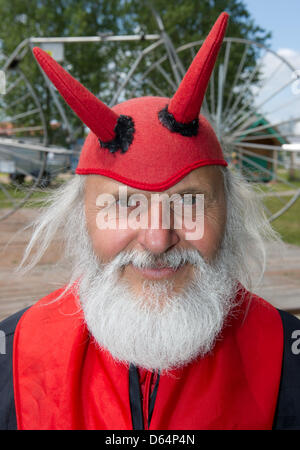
[16,166,280,295]
[14,167,282,370]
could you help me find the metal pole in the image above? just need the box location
[146,1,186,86]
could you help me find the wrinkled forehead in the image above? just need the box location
[84,165,225,199]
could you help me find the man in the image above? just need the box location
[0,13,299,430]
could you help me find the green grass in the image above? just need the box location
[255,180,300,193]
[264,196,300,246]
[241,168,300,246]
[0,175,68,209]
[0,184,51,209]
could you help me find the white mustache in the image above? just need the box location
[79,238,238,371]
[106,247,206,271]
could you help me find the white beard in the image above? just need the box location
[78,236,239,373]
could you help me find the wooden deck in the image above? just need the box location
[0,209,300,322]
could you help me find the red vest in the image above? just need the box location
[13,286,283,430]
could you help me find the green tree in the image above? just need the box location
[0,0,126,144]
[120,0,271,108]
[0,0,271,145]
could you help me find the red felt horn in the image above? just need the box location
[168,12,229,124]
[32,47,119,142]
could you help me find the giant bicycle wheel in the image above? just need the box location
[110,37,300,222]
[2,17,299,222]
[0,51,49,221]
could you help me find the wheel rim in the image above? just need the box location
[110,37,300,221]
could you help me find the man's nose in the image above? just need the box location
[135,201,179,254]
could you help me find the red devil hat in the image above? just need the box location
[33,12,229,191]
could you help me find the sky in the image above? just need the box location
[242,0,300,136]
[245,0,300,52]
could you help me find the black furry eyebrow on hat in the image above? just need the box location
[98,115,135,154]
[158,105,199,137]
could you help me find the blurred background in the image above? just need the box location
[0,0,299,320]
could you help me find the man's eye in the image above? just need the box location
[181,195,197,205]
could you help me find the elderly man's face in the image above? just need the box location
[84,166,226,296]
